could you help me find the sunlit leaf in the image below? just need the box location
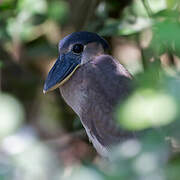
[7,13,38,41]
[132,0,149,17]
[99,17,151,36]
[146,0,167,13]
[118,17,151,35]
[117,89,177,130]
[17,0,47,15]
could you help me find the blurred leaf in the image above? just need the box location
[117,89,178,131]
[151,20,180,57]
[146,0,167,13]
[48,0,69,23]
[66,166,104,180]
[132,0,149,17]
[166,154,180,180]
[118,17,151,35]
[14,142,62,179]
[166,0,180,10]
[0,0,15,10]
[165,76,180,103]
[153,9,179,19]
[98,19,119,36]
[135,60,161,89]
[17,0,47,15]
[6,0,47,41]
[96,2,107,19]
[0,60,4,68]
[99,17,151,36]
[7,12,42,41]
[0,93,24,139]
[0,154,14,180]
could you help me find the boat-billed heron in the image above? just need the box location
[43,31,135,157]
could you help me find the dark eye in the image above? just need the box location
[72,44,84,54]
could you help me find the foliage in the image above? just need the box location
[0,0,180,179]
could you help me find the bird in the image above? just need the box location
[43,31,135,157]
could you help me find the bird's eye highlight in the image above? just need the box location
[72,44,84,54]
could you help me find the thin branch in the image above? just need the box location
[141,0,153,17]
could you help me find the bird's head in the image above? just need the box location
[43,31,109,93]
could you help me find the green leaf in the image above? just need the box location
[117,89,177,131]
[153,9,179,20]
[98,19,119,36]
[145,0,167,14]
[150,20,180,57]
[0,60,4,68]
[99,17,151,36]
[47,1,69,23]
[166,0,180,10]
[0,0,15,10]
[17,0,47,15]
[118,17,151,36]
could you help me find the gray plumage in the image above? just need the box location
[60,55,135,157]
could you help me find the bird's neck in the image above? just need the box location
[59,66,87,116]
